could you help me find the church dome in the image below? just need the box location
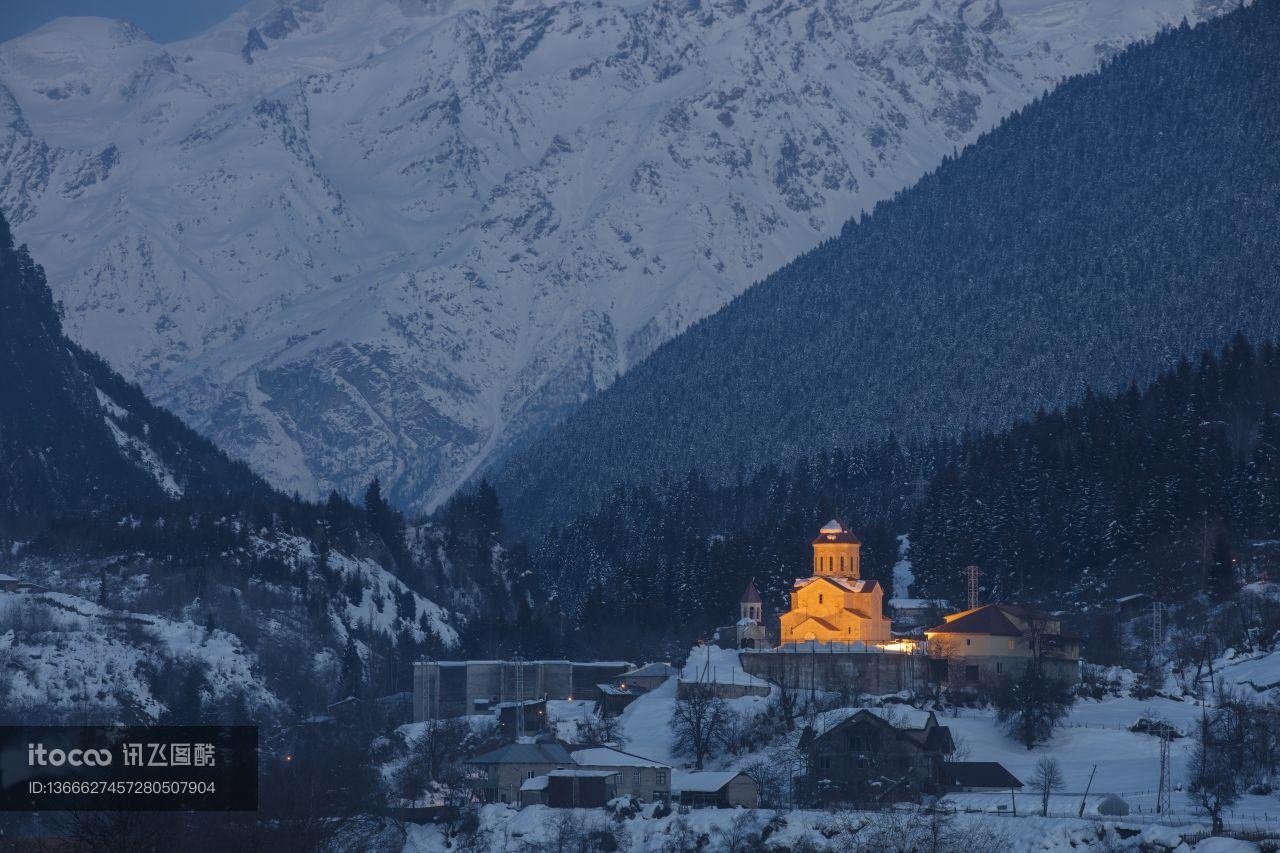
[813,519,859,544]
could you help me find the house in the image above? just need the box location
[612,662,677,693]
[941,761,1023,793]
[570,746,671,802]
[779,521,892,645]
[595,683,642,717]
[545,770,620,808]
[671,771,759,808]
[924,604,1081,686]
[802,708,954,805]
[495,698,547,737]
[0,574,46,594]
[465,741,573,804]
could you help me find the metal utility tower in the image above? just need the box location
[1157,730,1173,815]
[514,654,526,738]
[966,565,981,610]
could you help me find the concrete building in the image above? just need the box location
[414,659,631,720]
[570,747,671,803]
[924,604,1081,686]
[672,771,759,808]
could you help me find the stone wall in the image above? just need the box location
[739,648,926,696]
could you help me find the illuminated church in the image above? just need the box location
[778,520,892,644]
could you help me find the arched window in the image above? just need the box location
[818,594,824,605]
[828,556,833,571]
[840,556,845,571]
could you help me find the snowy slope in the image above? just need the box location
[0,0,1240,511]
[0,588,279,721]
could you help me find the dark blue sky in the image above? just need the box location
[0,1,245,44]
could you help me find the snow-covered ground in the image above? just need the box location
[403,802,1262,852]
[0,588,278,720]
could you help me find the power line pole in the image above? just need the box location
[966,566,981,610]
[1157,730,1172,815]
[514,654,526,739]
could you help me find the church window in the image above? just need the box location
[828,556,833,571]
[840,556,845,571]
[818,594,824,604]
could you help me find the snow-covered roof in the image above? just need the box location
[0,574,18,583]
[622,662,676,679]
[820,519,844,533]
[819,706,935,732]
[671,770,742,793]
[572,747,669,769]
[794,576,878,593]
[548,769,620,779]
[520,775,550,791]
[889,598,946,609]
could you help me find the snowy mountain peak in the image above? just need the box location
[0,0,1241,512]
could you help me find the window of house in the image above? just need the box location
[819,594,824,604]
[965,638,971,646]
[634,770,641,784]
[996,662,1003,674]
[1008,639,1015,650]
[657,771,666,784]
[526,770,535,780]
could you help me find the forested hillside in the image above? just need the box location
[497,0,1280,533]
[0,214,538,722]
[522,335,1280,659]
[0,213,264,531]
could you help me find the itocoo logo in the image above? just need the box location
[27,743,112,767]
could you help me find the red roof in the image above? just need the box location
[740,580,762,604]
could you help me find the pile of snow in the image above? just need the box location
[680,644,768,688]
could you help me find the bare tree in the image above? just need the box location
[670,683,731,769]
[1030,757,1065,816]
[1189,707,1241,834]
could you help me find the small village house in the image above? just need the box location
[924,604,1081,686]
[570,746,671,802]
[520,769,621,808]
[465,742,572,805]
[671,770,759,808]
[802,708,954,805]
[612,662,677,692]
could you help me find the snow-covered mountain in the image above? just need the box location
[0,0,1238,512]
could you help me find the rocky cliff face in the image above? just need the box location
[0,0,1237,511]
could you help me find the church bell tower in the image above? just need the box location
[812,519,860,579]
